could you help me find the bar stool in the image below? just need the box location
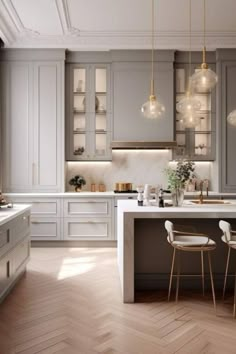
[164,220,216,310]
[219,220,236,318]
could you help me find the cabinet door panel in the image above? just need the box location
[31,217,61,240]
[1,62,33,191]
[64,198,112,217]
[113,62,174,141]
[13,238,30,274]
[33,63,62,191]
[64,218,112,240]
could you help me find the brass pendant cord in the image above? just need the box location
[202,0,207,66]
[150,0,155,97]
[188,0,192,92]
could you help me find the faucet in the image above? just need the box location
[199,179,209,204]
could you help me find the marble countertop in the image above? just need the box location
[0,204,31,226]
[117,199,236,218]
[4,191,236,198]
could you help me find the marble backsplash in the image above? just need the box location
[66,150,213,192]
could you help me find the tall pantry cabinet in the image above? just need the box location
[0,50,65,192]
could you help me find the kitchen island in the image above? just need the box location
[117,199,236,303]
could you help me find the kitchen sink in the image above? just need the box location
[190,200,231,205]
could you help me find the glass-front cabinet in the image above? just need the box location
[66,64,111,160]
[174,61,216,161]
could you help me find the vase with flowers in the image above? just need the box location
[69,175,86,192]
[165,160,195,206]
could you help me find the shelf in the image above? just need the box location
[176,130,212,134]
[73,130,86,134]
[95,92,107,96]
[95,130,107,134]
[96,111,107,115]
[73,110,86,114]
[73,92,86,95]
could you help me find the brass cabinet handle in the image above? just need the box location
[31,221,40,224]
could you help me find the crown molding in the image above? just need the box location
[3,30,236,50]
[55,0,80,37]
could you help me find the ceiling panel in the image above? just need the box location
[11,0,63,34]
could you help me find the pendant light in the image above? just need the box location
[177,0,201,128]
[141,0,165,119]
[191,0,217,92]
[227,110,236,126]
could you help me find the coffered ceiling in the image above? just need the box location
[0,0,236,50]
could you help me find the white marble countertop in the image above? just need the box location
[117,199,236,218]
[0,204,31,226]
[4,191,236,198]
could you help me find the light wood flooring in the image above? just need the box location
[0,247,236,354]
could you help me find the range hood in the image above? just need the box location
[111,141,177,150]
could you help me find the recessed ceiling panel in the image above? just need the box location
[11,0,63,34]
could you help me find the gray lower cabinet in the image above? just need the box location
[112,51,175,142]
[9,197,62,241]
[0,210,30,301]
[0,50,65,193]
[63,198,114,240]
[217,49,236,192]
[64,217,112,240]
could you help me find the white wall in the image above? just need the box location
[66,151,213,192]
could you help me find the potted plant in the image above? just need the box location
[69,175,86,192]
[165,160,195,206]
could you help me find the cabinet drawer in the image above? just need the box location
[13,237,30,273]
[0,227,10,260]
[31,217,61,241]
[63,198,112,217]
[64,217,112,240]
[0,255,11,296]
[10,198,61,217]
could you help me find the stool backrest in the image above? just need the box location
[165,220,174,242]
[219,220,231,242]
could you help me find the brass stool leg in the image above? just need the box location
[208,251,216,312]
[168,247,176,301]
[175,250,181,306]
[201,250,205,296]
[223,247,231,300]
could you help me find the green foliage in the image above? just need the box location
[165,160,195,191]
[69,175,86,187]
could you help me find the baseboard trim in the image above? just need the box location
[31,240,117,248]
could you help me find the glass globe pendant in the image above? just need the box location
[191,52,218,92]
[176,90,201,114]
[182,111,201,128]
[191,0,217,92]
[141,0,165,119]
[227,110,236,126]
[141,83,165,119]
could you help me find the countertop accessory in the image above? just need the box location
[165,160,195,207]
[143,184,152,206]
[141,0,165,119]
[69,175,86,192]
[158,188,164,207]
[137,186,144,206]
[115,183,133,192]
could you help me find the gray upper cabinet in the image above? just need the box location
[0,50,65,193]
[66,52,112,161]
[174,52,216,161]
[217,49,236,192]
[112,50,175,142]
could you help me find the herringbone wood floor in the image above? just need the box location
[0,248,236,354]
